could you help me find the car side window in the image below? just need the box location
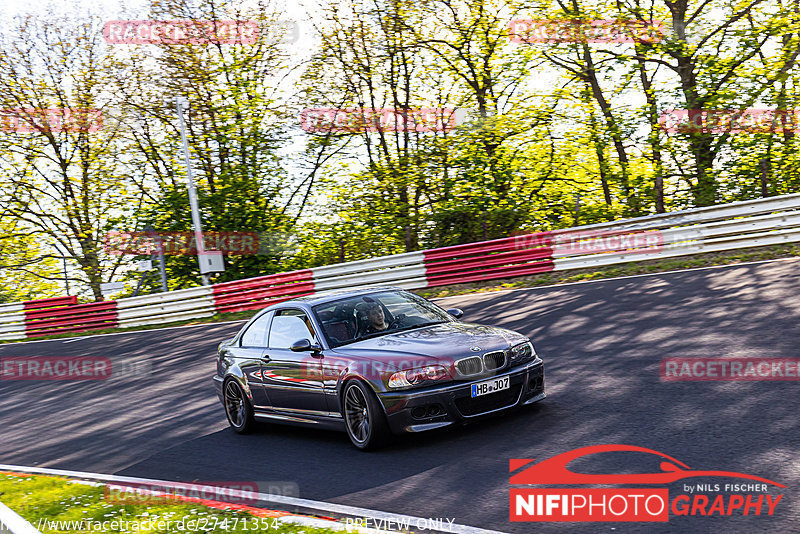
[268,310,317,349]
[240,312,273,348]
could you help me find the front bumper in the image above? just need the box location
[377,359,545,434]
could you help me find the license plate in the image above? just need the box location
[471,376,510,397]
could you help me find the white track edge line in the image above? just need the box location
[0,465,508,534]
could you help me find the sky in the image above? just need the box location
[0,0,314,19]
[1,0,140,20]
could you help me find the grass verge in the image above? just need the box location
[0,472,338,533]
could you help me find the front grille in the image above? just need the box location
[454,385,522,416]
[483,350,505,371]
[456,356,482,376]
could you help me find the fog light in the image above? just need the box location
[528,377,543,391]
[411,407,427,419]
[427,404,443,416]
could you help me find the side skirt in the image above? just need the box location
[253,410,346,432]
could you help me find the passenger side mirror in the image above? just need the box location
[446,308,463,319]
[290,338,320,352]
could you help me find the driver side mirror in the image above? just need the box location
[290,338,321,352]
[446,308,463,319]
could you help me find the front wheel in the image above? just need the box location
[224,379,256,434]
[342,380,390,450]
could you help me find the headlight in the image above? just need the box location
[388,365,450,388]
[510,341,535,363]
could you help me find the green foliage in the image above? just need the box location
[0,221,62,302]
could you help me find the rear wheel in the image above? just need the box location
[224,379,255,434]
[343,380,389,450]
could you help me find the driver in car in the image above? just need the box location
[364,301,389,334]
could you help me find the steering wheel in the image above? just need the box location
[388,313,406,330]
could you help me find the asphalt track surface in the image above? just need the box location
[1,259,799,533]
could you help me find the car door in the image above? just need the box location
[260,308,328,416]
[228,310,273,410]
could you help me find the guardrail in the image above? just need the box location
[25,301,117,338]
[212,270,315,314]
[2,192,800,340]
[0,304,26,342]
[0,297,82,341]
[116,286,214,328]
[424,237,554,287]
[312,252,428,291]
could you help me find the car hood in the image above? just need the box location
[330,321,527,369]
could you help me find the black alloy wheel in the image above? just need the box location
[224,379,255,434]
[343,380,389,450]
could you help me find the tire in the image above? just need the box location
[342,380,390,451]
[223,379,256,434]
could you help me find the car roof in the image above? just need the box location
[290,286,406,306]
[242,286,409,326]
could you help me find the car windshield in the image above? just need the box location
[312,290,453,348]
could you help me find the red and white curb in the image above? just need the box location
[0,465,507,534]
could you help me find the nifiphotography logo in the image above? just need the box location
[509,444,784,522]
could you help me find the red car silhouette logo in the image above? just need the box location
[510,444,785,487]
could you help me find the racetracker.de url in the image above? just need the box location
[36,517,285,531]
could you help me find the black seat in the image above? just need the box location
[320,306,356,344]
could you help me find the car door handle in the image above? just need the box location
[260,356,271,363]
